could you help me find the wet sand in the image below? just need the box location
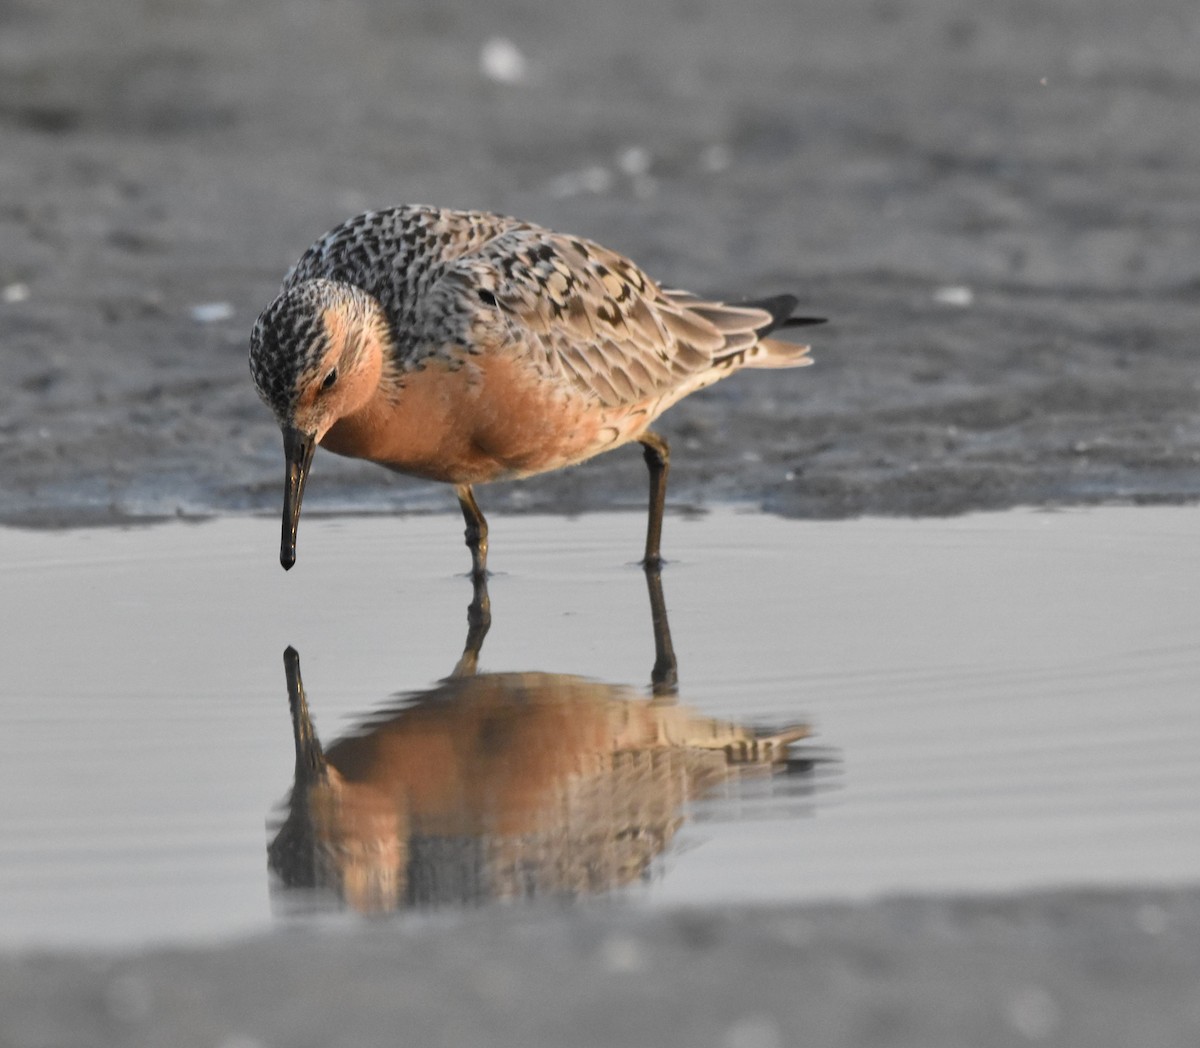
[4,889,1200,1048]
[2,0,1198,525]
[3,0,1199,1043]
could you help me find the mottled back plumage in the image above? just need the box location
[273,205,809,409]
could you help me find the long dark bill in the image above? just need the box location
[280,426,316,571]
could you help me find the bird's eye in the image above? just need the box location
[320,368,338,392]
[477,289,498,308]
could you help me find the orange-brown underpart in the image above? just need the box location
[320,351,651,485]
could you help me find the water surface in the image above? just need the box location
[0,507,1197,948]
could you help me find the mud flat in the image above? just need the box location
[2,889,1199,1048]
[1,0,1197,526]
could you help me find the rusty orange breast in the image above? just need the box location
[321,350,650,484]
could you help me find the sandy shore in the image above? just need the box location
[2,0,1197,526]
[4,888,1199,1048]
[2,0,1198,1044]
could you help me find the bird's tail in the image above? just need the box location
[744,338,814,368]
[737,295,823,369]
[663,289,824,372]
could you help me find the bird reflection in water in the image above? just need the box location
[268,570,813,915]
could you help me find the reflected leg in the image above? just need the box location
[450,572,493,678]
[639,431,670,569]
[455,484,489,579]
[644,564,678,698]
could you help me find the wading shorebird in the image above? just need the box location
[249,206,823,575]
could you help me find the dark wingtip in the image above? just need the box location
[281,551,296,571]
[741,293,799,331]
[740,295,827,335]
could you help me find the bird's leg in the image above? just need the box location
[643,562,679,699]
[456,484,489,579]
[638,432,670,569]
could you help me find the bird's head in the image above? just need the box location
[249,279,391,569]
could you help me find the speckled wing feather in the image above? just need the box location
[449,226,796,408]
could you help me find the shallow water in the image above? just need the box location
[0,506,1197,948]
